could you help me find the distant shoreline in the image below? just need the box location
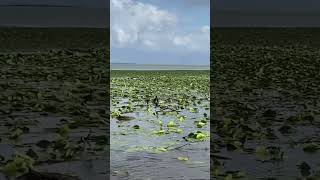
[111,63,209,70]
[111,63,208,66]
[111,63,137,65]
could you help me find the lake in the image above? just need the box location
[111,63,209,71]
[110,71,210,180]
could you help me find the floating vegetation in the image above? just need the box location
[212,28,320,179]
[0,153,34,177]
[111,70,210,179]
[126,146,169,153]
[0,47,108,179]
[177,156,189,161]
[186,131,210,142]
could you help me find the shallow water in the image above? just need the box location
[111,110,210,180]
[213,80,320,179]
[111,71,210,180]
[211,35,320,179]
[0,50,108,179]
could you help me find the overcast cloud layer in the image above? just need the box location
[0,0,108,8]
[212,0,320,27]
[111,0,210,65]
[0,0,108,27]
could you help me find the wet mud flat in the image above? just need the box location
[211,28,320,179]
[111,71,210,180]
[0,48,109,180]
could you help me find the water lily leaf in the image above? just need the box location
[189,107,199,113]
[153,130,165,135]
[158,120,163,126]
[298,161,311,177]
[303,143,320,153]
[196,121,206,128]
[225,174,233,180]
[0,153,34,177]
[155,147,167,152]
[255,146,269,161]
[178,116,185,122]
[58,124,70,137]
[177,157,189,161]
[167,121,175,128]
[196,133,206,140]
[175,129,183,134]
[9,128,23,140]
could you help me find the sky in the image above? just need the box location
[0,0,108,27]
[212,0,320,27]
[0,0,107,7]
[110,0,210,65]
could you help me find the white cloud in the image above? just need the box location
[111,0,176,46]
[173,36,191,46]
[173,25,210,52]
[201,25,210,33]
[111,0,209,53]
[143,40,153,46]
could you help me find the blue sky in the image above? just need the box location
[111,0,210,65]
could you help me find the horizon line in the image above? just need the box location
[111,63,209,66]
